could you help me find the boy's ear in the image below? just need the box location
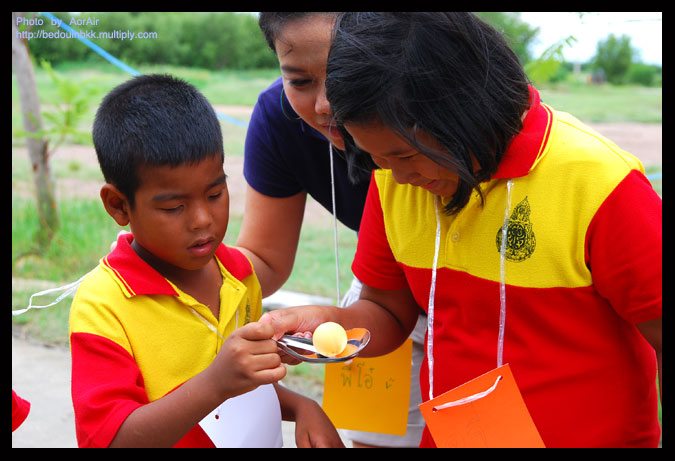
[100,184,131,226]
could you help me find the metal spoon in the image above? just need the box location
[275,328,371,363]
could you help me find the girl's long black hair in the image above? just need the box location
[326,12,531,214]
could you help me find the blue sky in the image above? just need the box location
[520,12,662,65]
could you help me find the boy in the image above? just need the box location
[70,74,342,447]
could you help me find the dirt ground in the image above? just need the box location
[11,120,661,447]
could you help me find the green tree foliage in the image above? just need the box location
[626,62,661,87]
[14,60,101,146]
[479,12,578,86]
[524,36,577,85]
[13,60,103,250]
[591,34,635,84]
[26,12,278,70]
[477,12,539,65]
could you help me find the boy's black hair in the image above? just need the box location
[93,74,223,208]
[326,12,532,215]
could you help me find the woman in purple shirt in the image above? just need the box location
[236,13,425,448]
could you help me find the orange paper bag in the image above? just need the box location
[419,364,544,448]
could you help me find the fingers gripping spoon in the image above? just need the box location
[275,328,371,363]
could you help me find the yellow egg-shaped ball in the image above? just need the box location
[313,322,348,357]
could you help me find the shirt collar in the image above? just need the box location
[103,233,252,297]
[493,85,553,179]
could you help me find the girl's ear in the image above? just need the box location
[100,184,131,227]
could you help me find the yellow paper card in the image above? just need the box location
[322,339,412,435]
[418,364,545,448]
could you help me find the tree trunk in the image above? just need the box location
[12,12,58,249]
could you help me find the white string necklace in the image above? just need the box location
[426,179,514,400]
[329,143,341,304]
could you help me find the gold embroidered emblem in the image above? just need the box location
[496,197,536,262]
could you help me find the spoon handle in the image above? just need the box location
[276,335,318,353]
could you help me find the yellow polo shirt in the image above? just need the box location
[69,233,265,447]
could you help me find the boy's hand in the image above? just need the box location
[108,321,285,447]
[207,322,287,401]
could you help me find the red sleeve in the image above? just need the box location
[12,390,30,431]
[70,332,149,448]
[352,173,409,290]
[585,170,662,324]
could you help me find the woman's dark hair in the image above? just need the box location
[258,11,375,183]
[93,74,223,208]
[258,12,339,53]
[326,12,531,214]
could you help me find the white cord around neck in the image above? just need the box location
[497,179,514,368]
[426,180,514,401]
[329,143,341,304]
[427,195,442,400]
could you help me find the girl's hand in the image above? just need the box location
[259,305,337,340]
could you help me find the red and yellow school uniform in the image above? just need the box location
[352,87,661,447]
[69,233,278,447]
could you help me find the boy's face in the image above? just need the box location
[126,155,229,274]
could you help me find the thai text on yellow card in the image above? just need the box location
[322,339,412,435]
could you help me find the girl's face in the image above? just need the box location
[275,15,345,150]
[345,121,462,198]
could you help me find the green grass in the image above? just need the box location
[286,220,358,302]
[645,165,662,197]
[538,83,662,123]
[12,194,121,347]
[12,196,119,281]
[12,62,280,156]
[12,283,74,345]
[15,60,281,107]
